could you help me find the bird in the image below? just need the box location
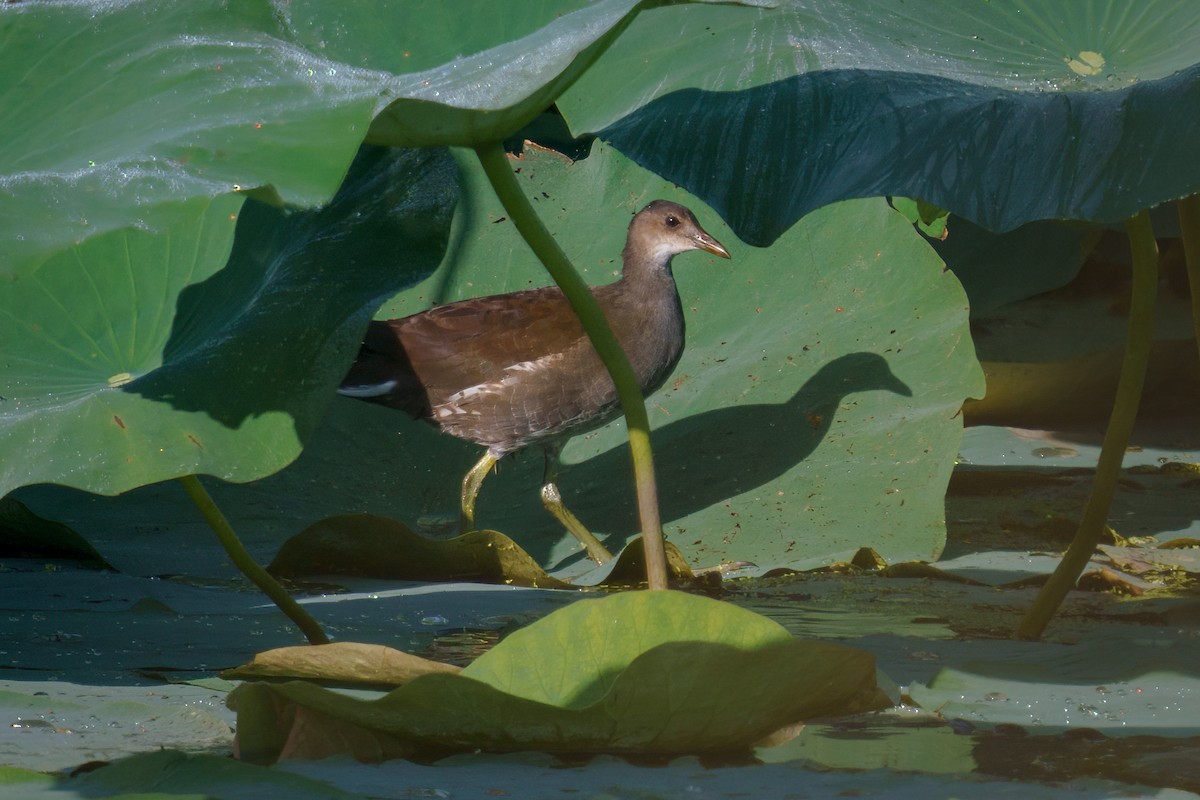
[338,200,731,562]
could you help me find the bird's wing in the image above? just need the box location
[395,286,595,380]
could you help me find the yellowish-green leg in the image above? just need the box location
[460,451,498,533]
[540,443,613,563]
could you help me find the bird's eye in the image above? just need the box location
[665,215,679,228]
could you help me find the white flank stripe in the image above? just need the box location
[337,380,399,398]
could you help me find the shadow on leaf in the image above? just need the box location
[126,146,456,437]
[558,352,912,535]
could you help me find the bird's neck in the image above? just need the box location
[618,248,676,292]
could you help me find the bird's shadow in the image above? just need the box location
[485,351,912,543]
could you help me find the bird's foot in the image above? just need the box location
[540,481,612,563]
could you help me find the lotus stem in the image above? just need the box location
[473,141,669,590]
[1177,195,1200,357]
[1017,210,1158,640]
[178,475,330,644]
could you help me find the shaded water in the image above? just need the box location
[734,578,1200,793]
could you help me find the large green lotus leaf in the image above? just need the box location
[356,0,640,147]
[0,0,378,276]
[0,0,769,277]
[0,0,733,284]
[0,0,456,498]
[459,587,797,706]
[340,141,981,572]
[1,0,774,500]
[0,0,664,271]
[280,0,771,148]
[228,591,880,762]
[559,0,1200,242]
[0,0,664,301]
[0,146,455,497]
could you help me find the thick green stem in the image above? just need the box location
[178,475,329,645]
[1017,210,1158,640]
[473,142,668,591]
[1178,195,1200,357]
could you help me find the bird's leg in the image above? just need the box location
[460,451,499,533]
[540,443,613,563]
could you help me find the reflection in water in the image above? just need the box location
[736,595,955,641]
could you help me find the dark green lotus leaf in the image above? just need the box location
[934,217,1097,316]
[229,591,881,763]
[0,146,455,497]
[252,0,769,149]
[558,0,1200,243]
[0,496,111,568]
[340,142,981,572]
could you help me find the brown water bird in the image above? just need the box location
[339,200,730,562]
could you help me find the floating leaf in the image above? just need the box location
[908,654,1200,736]
[268,514,572,589]
[223,642,461,687]
[965,340,1200,428]
[229,591,882,763]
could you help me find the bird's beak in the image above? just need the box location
[694,231,731,259]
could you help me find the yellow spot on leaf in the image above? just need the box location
[1066,50,1105,76]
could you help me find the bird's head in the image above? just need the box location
[626,200,731,265]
